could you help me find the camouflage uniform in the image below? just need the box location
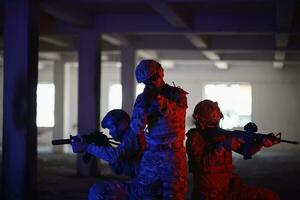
[186,100,280,200]
[72,110,145,200]
[87,125,147,200]
[131,84,188,199]
[87,130,143,178]
[131,60,188,199]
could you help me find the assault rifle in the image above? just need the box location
[205,122,298,160]
[52,131,119,163]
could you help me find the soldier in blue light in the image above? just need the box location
[131,60,188,199]
[71,109,145,200]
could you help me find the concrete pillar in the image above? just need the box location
[121,46,136,114]
[77,31,101,176]
[53,60,65,153]
[0,56,3,145]
[3,0,39,199]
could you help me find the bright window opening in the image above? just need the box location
[108,84,122,110]
[108,83,145,111]
[36,83,55,127]
[136,83,144,97]
[203,83,252,129]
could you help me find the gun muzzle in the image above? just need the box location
[279,139,299,145]
[52,139,71,145]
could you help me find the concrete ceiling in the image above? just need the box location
[1,0,300,70]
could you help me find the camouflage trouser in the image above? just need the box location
[88,179,141,200]
[137,148,187,200]
[230,186,280,200]
[229,173,280,200]
[194,185,280,200]
[192,172,280,200]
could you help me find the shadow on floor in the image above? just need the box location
[1,149,300,199]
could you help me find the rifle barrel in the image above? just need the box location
[52,138,119,146]
[52,139,71,145]
[280,139,299,145]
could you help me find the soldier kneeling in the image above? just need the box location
[186,99,280,200]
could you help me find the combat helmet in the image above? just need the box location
[135,59,164,83]
[193,99,223,129]
[102,109,130,128]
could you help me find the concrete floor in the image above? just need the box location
[1,149,300,199]
[232,150,300,200]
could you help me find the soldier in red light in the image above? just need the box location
[131,59,188,199]
[186,99,280,200]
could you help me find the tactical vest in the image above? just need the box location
[203,132,233,173]
[146,84,188,147]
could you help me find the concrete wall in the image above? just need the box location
[63,62,300,151]
[1,60,299,152]
[37,62,54,149]
[164,63,300,151]
[63,62,121,138]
